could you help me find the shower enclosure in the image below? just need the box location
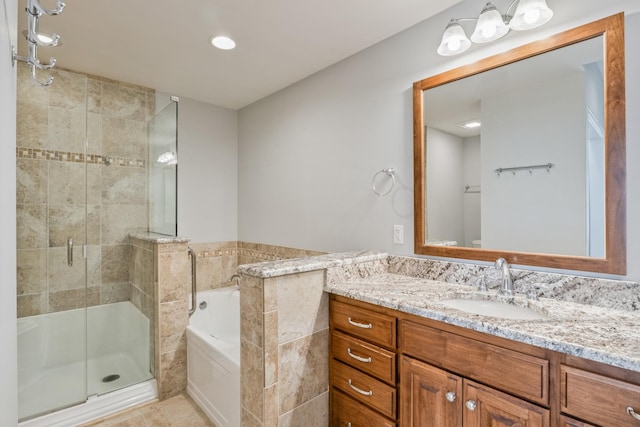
[15,63,178,422]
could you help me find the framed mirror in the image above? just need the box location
[413,13,626,274]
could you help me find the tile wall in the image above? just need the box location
[240,270,329,427]
[16,63,155,317]
[151,240,323,402]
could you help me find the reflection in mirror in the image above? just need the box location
[424,37,604,257]
[413,14,626,274]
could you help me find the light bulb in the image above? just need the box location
[523,9,540,24]
[448,38,461,51]
[482,25,497,38]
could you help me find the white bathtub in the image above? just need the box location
[187,286,241,427]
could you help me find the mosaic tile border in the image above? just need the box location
[16,146,145,168]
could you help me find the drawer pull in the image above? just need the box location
[347,348,372,363]
[348,379,373,396]
[347,317,373,329]
[628,406,640,421]
[466,400,477,411]
[446,391,457,402]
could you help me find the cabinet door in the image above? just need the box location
[463,380,549,427]
[400,355,462,427]
[560,415,597,427]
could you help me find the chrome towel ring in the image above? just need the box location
[372,168,396,196]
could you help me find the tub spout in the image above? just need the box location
[228,274,240,288]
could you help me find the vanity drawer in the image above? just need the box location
[561,365,640,427]
[331,359,397,419]
[331,389,396,427]
[400,320,549,405]
[331,300,396,349]
[332,330,396,384]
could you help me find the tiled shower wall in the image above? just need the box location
[16,62,155,317]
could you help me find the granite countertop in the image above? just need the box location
[325,272,640,373]
[237,251,388,278]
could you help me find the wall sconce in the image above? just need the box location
[13,0,65,86]
[437,0,553,56]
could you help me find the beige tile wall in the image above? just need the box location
[240,269,329,427]
[151,240,321,403]
[16,63,154,317]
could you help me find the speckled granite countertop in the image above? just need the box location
[325,272,640,373]
[237,250,639,372]
[237,251,388,278]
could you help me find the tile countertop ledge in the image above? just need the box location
[325,272,640,373]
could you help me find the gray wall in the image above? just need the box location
[0,0,18,424]
[238,0,640,280]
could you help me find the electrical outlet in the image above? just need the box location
[393,225,404,244]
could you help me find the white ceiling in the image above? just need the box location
[18,0,460,109]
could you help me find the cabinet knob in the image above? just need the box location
[466,400,477,411]
[445,391,457,402]
[628,406,640,421]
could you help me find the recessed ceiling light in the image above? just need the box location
[460,120,481,129]
[209,36,236,50]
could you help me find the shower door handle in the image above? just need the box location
[67,237,73,267]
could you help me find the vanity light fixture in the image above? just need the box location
[210,35,236,50]
[437,0,553,56]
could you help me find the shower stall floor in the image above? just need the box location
[19,351,151,421]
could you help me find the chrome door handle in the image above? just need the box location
[67,237,73,267]
[446,391,457,402]
[628,406,640,421]
[347,348,372,363]
[347,317,372,329]
[348,379,373,396]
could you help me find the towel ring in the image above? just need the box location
[372,168,396,196]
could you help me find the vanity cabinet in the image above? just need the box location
[401,355,549,426]
[330,299,398,426]
[329,295,640,427]
[560,365,640,427]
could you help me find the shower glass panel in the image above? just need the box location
[148,101,178,236]
[16,63,88,420]
[16,63,160,421]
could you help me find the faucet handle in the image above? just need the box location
[476,273,488,292]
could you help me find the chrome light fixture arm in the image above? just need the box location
[13,0,65,86]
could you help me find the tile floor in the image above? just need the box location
[82,393,216,427]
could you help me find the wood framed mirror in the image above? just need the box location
[413,13,626,274]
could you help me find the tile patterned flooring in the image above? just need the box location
[82,393,216,427]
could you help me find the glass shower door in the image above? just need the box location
[16,63,88,420]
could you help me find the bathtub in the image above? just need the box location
[187,286,240,427]
[18,301,155,426]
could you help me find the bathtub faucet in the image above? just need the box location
[228,274,241,289]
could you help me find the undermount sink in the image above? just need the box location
[439,298,548,320]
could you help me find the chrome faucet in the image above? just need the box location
[495,258,514,296]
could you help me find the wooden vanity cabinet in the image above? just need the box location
[330,298,399,426]
[560,416,597,427]
[400,352,550,427]
[329,295,640,427]
[560,364,640,427]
